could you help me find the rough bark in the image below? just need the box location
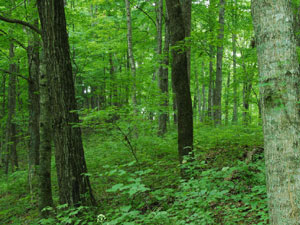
[292,1,300,46]
[166,0,193,163]
[37,0,95,206]
[213,0,225,125]
[252,0,300,223]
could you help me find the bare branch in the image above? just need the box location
[0,14,41,35]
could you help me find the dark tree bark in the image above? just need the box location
[213,0,225,125]
[37,0,95,206]
[38,53,53,217]
[166,0,193,163]
[4,43,18,174]
[0,73,6,167]
[181,0,191,83]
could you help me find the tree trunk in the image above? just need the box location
[252,0,300,223]
[232,0,238,123]
[37,0,95,206]
[125,0,137,108]
[241,51,253,125]
[0,73,6,167]
[27,18,41,200]
[4,42,18,174]
[38,52,53,217]
[157,0,168,136]
[181,0,191,83]
[208,45,214,121]
[224,71,230,125]
[166,0,193,163]
[195,64,201,122]
[213,0,225,125]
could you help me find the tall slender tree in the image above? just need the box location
[213,0,225,125]
[125,0,137,109]
[166,0,193,163]
[4,42,18,174]
[231,0,238,123]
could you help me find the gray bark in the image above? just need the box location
[213,0,225,125]
[252,0,300,223]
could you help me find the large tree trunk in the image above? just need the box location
[125,0,137,108]
[37,0,95,206]
[213,0,225,125]
[252,0,300,223]
[166,0,193,163]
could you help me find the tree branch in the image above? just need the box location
[0,14,41,35]
[135,6,156,27]
[0,68,29,82]
[0,29,27,50]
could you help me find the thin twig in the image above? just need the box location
[114,124,139,164]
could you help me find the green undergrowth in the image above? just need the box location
[0,119,267,224]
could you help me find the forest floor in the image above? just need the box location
[0,122,267,225]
